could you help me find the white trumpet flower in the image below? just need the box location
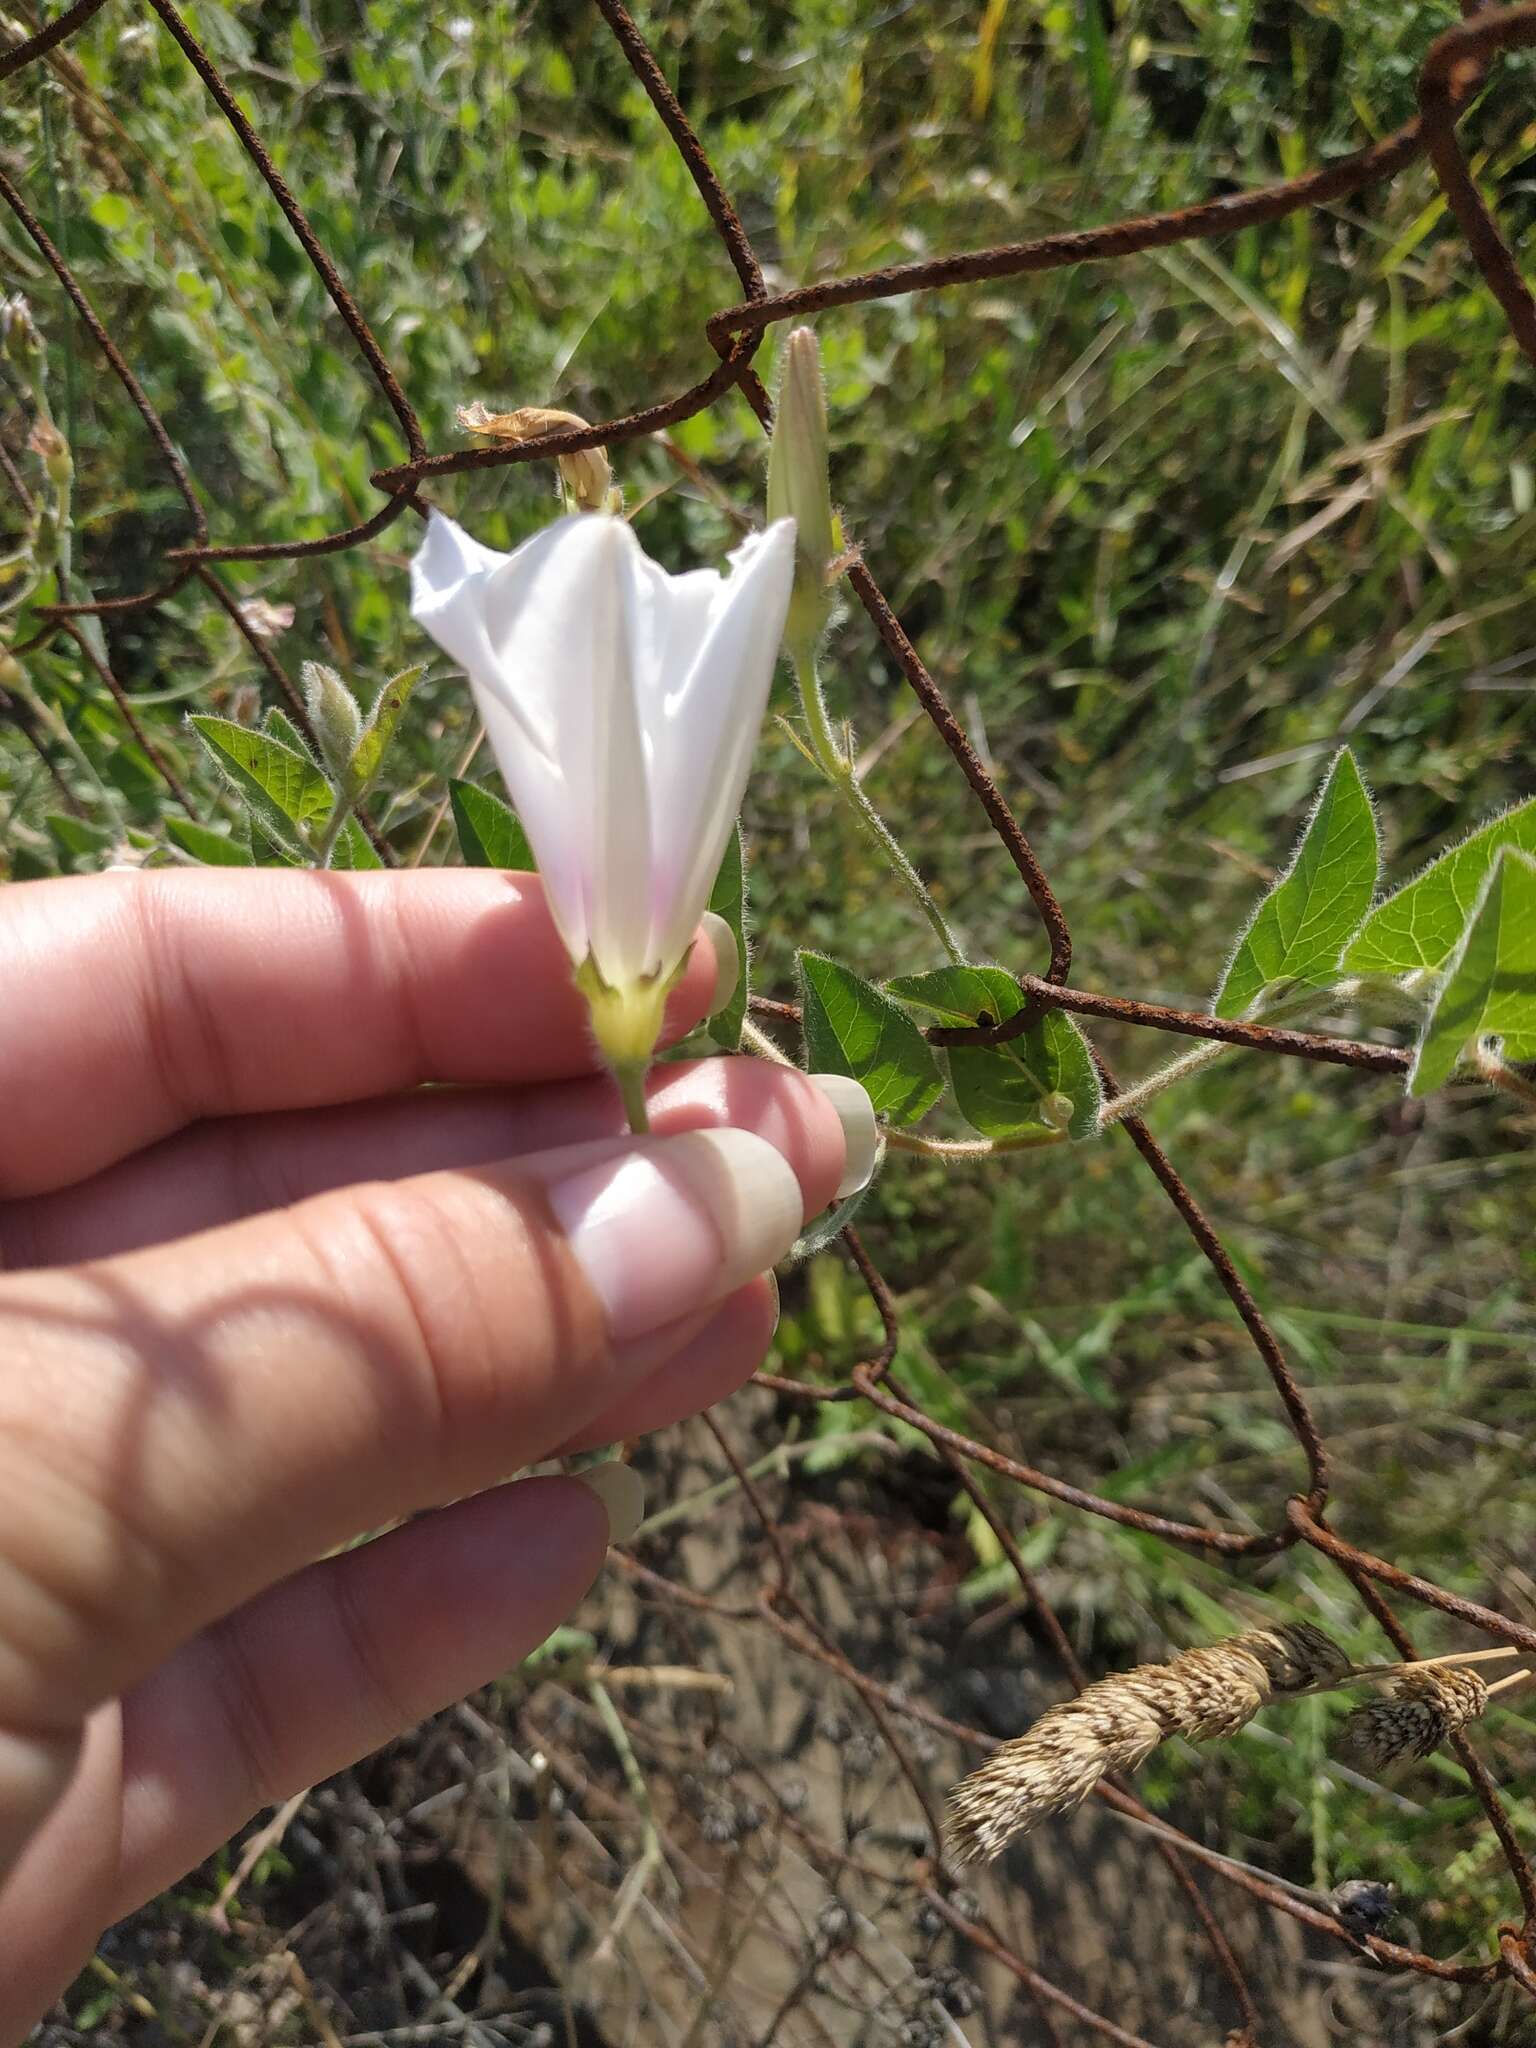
[410,508,795,1118]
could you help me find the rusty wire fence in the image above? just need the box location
[4,0,1536,2039]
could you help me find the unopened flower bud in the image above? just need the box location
[0,294,42,364]
[0,652,23,692]
[1332,1879,1395,1939]
[301,659,362,780]
[766,328,838,664]
[1040,1091,1075,1132]
[457,401,614,512]
[27,416,71,486]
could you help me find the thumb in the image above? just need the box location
[0,1122,813,1871]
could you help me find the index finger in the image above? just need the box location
[0,868,726,1196]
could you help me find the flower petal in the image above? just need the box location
[411,511,588,961]
[412,509,794,994]
[410,511,515,715]
[545,518,654,987]
[469,690,588,964]
[644,519,796,970]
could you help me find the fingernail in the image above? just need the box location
[574,1460,645,1544]
[548,1128,804,1343]
[701,912,740,1018]
[764,1268,780,1326]
[807,1074,879,1198]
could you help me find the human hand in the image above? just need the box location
[0,868,873,2035]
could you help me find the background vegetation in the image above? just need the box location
[3,0,1535,2039]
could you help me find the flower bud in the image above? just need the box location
[457,401,614,512]
[1337,1666,1489,1771]
[301,659,362,780]
[0,295,42,365]
[1040,1091,1075,1133]
[766,327,838,664]
[27,416,71,486]
[0,652,23,692]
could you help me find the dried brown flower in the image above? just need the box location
[1336,1665,1490,1771]
[946,1624,1347,1864]
[456,401,613,510]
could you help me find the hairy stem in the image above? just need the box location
[1099,1035,1228,1127]
[797,653,965,966]
[309,794,355,870]
[1099,981,1367,1128]
[613,1058,652,1136]
[884,1124,1065,1160]
[741,1015,794,1067]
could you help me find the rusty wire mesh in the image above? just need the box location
[3,0,1536,2038]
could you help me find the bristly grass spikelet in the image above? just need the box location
[1336,1666,1491,1772]
[945,1624,1349,1864]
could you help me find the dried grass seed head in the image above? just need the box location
[1337,1665,1490,1771]
[945,1623,1348,1865]
[1115,1643,1269,1742]
[1236,1621,1353,1694]
[945,1687,1161,1866]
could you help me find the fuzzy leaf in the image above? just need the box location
[45,812,115,870]
[189,714,330,859]
[1410,850,1536,1096]
[798,951,943,1126]
[790,1181,877,1263]
[328,816,384,869]
[263,705,319,761]
[348,663,424,798]
[889,964,1101,1138]
[1346,795,1536,977]
[1214,749,1378,1017]
[449,778,536,870]
[165,816,254,867]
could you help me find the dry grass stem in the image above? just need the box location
[1339,1645,1521,1687]
[1337,1667,1492,1771]
[946,1624,1349,1864]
